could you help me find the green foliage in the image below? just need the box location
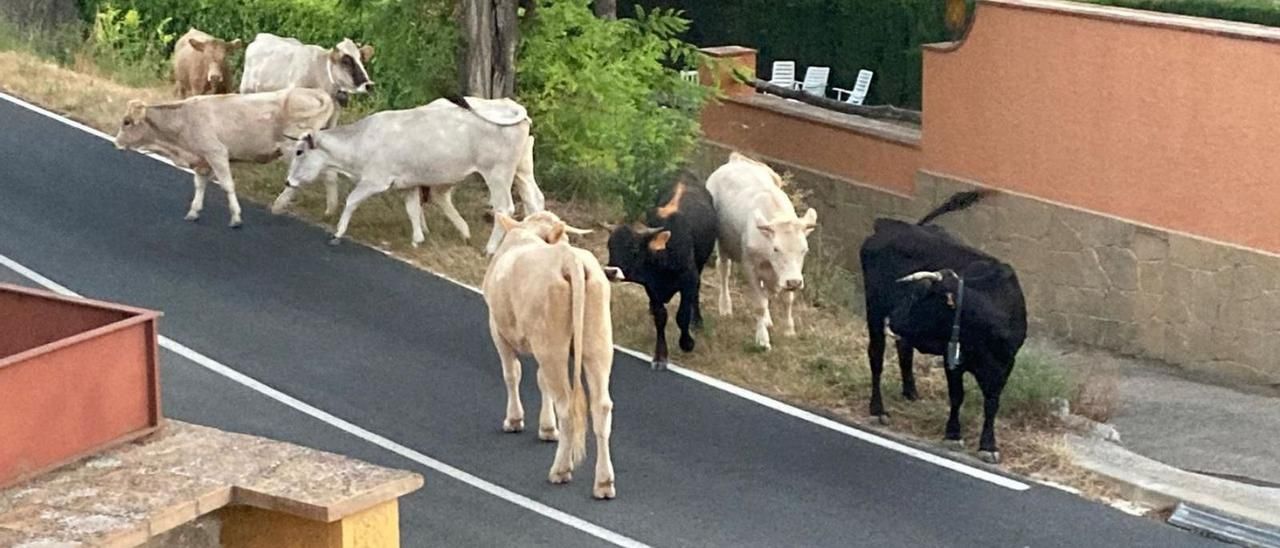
[622,0,954,109]
[0,14,84,64]
[518,0,707,217]
[1086,0,1280,26]
[88,3,175,85]
[76,0,458,108]
[1000,347,1074,417]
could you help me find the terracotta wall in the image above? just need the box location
[923,0,1280,254]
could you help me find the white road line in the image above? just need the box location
[0,252,650,548]
[0,89,1031,492]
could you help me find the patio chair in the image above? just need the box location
[680,70,699,84]
[800,66,830,97]
[834,69,874,106]
[768,60,798,89]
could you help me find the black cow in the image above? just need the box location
[607,181,718,370]
[859,190,1028,463]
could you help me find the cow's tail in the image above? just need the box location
[443,94,472,111]
[916,189,996,226]
[565,250,589,468]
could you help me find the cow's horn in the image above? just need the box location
[897,271,944,283]
[634,225,663,236]
[563,224,593,236]
[598,221,619,232]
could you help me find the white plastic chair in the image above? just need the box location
[768,60,798,89]
[834,69,874,106]
[680,70,699,84]
[800,66,830,97]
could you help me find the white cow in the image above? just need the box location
[482,211,616,499]
[112,88,336,228]
[707,152,818,350]
[284,96,545,253]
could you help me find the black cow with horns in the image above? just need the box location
[859,190,1028,463]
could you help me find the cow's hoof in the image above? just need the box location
[978,450,1001,464]
[944,438,965,451]
[538,427,559,442]
[184,212,200,222]
[874,414,890,426]
[229,220,243,229]
[679,336,695,353]
[502,418,524,433]
[902,388,919,401]
[593,481,616,500]
[328,237,342,246]
[549,470,572,484]
[651,360,668,371]
[411,240,422,248]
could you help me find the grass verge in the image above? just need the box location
[0,43,1126,500]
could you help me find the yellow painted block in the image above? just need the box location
[219,501,400,548]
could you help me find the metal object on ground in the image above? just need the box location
[0,283,163,489]
[1167,502,1280,547]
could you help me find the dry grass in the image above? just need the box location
[0,46,1125,496]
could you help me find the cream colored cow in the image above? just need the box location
[481,211,616,499]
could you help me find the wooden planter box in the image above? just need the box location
[0,283,163,489]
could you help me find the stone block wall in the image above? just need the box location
[691,142,1280,388]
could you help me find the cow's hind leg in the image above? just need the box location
[535,368,559,442]
[513,136,545,215]
[866,311,890,423]
[587,355,616,500]
[534,347,576,484]
[975,363,1011,464]
[716,251,733,316]
[490,319,525,433]
[209,158,242,228]
[896,339,919,401]
[435,186,471,242]
[186,171,210,222]
[402,189,426,247]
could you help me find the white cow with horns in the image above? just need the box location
[284,95,545,253]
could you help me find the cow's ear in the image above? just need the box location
[329,48,343,62]
[647,230,672,252]
[800,208,818,235]
[189,39,207,52]
[545,222,567,244]
[754,210,775,238]
[359,44,375,62]
[496,212,520,232]
[126,99,147,120]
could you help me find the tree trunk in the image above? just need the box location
[593,0,616,20]
[461,0,520,99]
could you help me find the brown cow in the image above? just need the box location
[172,28,241,98]
[482,211,617,499]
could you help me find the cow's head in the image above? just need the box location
[188,37,242,89]
[327,39,374,95]
[285,131,329,188]
[754,207,817,291]
[496,211,591,246]
[113,100,151,150]
[605,223,671,285]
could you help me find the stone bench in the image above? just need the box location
[0,420,423,547]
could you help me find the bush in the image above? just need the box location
[87,3,175,85]
[1086,0,1280,27]
[518,1,707,217]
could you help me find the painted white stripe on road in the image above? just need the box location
[0,252,650,548]
[0,89,1031,492]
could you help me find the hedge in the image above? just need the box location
[1086,0,1280,27]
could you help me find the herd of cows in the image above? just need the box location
[108,28,1029,499]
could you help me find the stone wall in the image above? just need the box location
[691,142,1280,388]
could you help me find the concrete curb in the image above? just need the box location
[1066,434,1280,529]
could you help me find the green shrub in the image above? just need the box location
[1086,0,1280,27]
[88,3,175,85]
[518,1,707,217]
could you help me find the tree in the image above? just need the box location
[460,0,521,98]
[593,0,616,20]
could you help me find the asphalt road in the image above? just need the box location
[0,95,1221,547]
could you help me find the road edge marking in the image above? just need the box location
[0,251,651,548]
[0,89,1030,492]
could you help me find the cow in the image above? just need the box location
[284,95,545,253]
[112,87,336,228]
[482,210,616,499]
[859,190,1028,463]
[172,28,241,98]
[605,180,717,370]
[239,33,374,104]
[706,152,818,350]
[241,33,374,218]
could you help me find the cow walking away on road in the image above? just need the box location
[284,95,545,253]
[707,153,818,350]
[860,190,1028,463]
[482,211,617,499]
[241,32,374,217]
[172,28,241,98]
[112,88,336,228]
[606,180,717,370]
